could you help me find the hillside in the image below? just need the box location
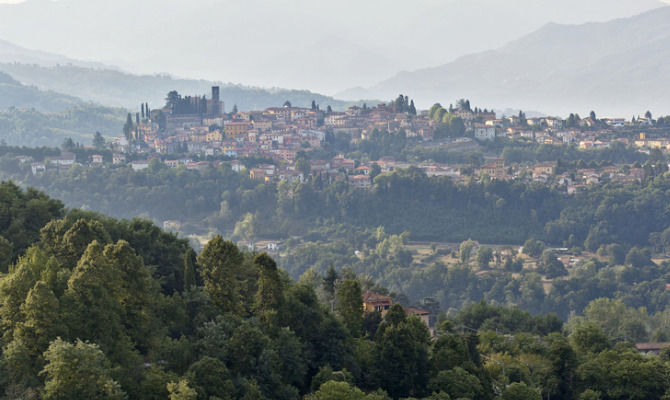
[0,71,82,113]
[0,63,369,112]
[0,104,125,147]
[340,6,670,116]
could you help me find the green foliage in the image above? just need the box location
[166,380,197,400]
[197,236,245,315]
[522,238,545,258]
[253,252,283,325]
[476,247,493,268]
[41,338,126,400]
[337,279,363,337]
[502,382,541,400]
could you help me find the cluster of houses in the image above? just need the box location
[21,87,669,193]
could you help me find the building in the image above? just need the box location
[474,124,497,140]
[635,342,670,356]
[362,291,393,315]
[31,162,46,175]
[113,153,126,165]
[349,174,372,189]
[403,306,430,327]
[224,121,251,138]
[131,160,150,171]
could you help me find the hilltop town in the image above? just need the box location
[23,86,670,194]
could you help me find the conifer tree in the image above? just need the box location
[184,248,196,291]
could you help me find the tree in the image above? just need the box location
[232,104,239,114]
[523,238,545,258]
[625,247,652,268]
[61,137,75,150]
[15,281,65,357]
[370,164,382,179]
[295,157,311,178]
[123,113,134,141]
[93,132,105,148]
[41,338,125,400]
[283,100,292,108]
[408,100,417,116]
[183,248,196,291]
[323,264,339,299]
[459,239,476,263]
[197,235,245,315]
[540,250,568,279]
[476,246,493,268]
[607,244,625,265]
[337,279,363,337]
[645,110,652,120]
[374,304,430,398]
[311,100,317,111]
[569,322,610,354]
[165,91,181,110]
[167,380,197,400]
[327,105,333,113]
[253,252,283,324]
[502,382,541,400]
[233,213,258,246]
[305,380,368,400]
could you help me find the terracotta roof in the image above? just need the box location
[403,306,430,316]
[362,291,392,304]
[635,342,670,351]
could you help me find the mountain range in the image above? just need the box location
[0,61,368,112]
[338,6,670,116]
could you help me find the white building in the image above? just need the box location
[474,125,497,141]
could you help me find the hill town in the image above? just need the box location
[22,86,670,195]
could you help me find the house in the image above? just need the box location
[31,162,46,175]
[480,158,505,180]
[266,242,279,251]
[635,342,670,356]
[46,152,76,167]
[230,160,243,172]
[349,174,372,189]
[362,291,393,315]
[403,306,430,328]
[131,160,150,171]
[532,162,555,177]
[113,153,126,165]
[474,124,496,140]
[91,154,104,164]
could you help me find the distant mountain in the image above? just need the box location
[339,6,670,116]
[0,38,111,69]
[0,63,369,112]
[0,71,82,112]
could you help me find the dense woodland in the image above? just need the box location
[1,182,670,400]
[4,151,668,248]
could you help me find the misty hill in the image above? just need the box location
[0,62,366,112]
[0,104,125,147]
[0,38,110,69]
[0,71,82,113]
[340,6,670,116]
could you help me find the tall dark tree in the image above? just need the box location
[197,235,245,315]
[336,279,363,337]
[408,100,417,116]
[183,248,196,291]
[253,253,283,325]
[323,264,339,299]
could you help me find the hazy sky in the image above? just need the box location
[0,0,667,94]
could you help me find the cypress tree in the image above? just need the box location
[184,248,196,291]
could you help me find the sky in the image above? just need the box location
[0,0,667,94]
